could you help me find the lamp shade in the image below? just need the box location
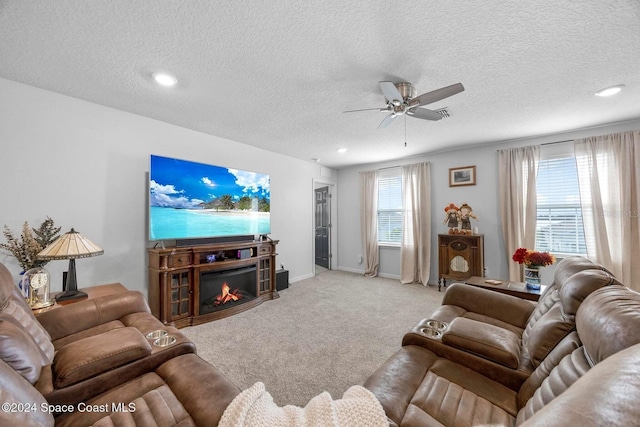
[37,228,103,260]
[37,228,103,303]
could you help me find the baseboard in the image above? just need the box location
[336,266,365,274]
[316,267,441,286]
[336,266,401,280]
[337,267,444,286]
[290,272,315,283]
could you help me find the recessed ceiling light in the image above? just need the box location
[152,72,178,87]
[595,84,625,97]
[337,148,347,153]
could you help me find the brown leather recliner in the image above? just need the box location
[0,261,196,406]
[403,257,618,389]
[365,285,640,426]
[0,261,241,426]
[0,347,241,427]
[35,290,198,406]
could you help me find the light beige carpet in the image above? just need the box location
[182,269,444,407]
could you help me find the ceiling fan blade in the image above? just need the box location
[379,81,403,104]
[343,107,388,113]
[378,113,397,129]
[409,83,465,107]
[407,108,443,121]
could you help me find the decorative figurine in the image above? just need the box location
[458,203,478,235]
[443,203,460,234]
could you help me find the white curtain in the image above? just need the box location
[498,146,540,281]
[400,162,431,285]
[360,170,379,277]
[574,131,640,287]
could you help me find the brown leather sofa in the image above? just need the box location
[365,283,640,426]
[35,290,197,406]
[0,262,240,426]
[3,257,640,426]
[403,257,619,390]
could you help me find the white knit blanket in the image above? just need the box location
[219,382,389,427]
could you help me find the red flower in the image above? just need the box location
[512,248,528,264]
[512,248,556,267]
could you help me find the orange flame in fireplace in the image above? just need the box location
[214,283,243,305]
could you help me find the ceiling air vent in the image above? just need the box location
[435,108,450,118]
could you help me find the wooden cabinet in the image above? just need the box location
[438,234,484,291]
[148,239,278,327]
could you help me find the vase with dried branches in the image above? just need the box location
[0,217,61,272]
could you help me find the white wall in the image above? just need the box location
[337,119,640,285]
[0,78,336,293]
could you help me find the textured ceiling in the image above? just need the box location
[1,1,639,168]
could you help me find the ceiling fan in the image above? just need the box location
[345,81,465,129]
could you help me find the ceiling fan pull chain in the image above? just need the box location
[404,114,407,147]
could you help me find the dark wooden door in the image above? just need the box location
[315,186,330,269]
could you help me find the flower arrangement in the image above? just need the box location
[512,248,556,268]
[0,217,61,272]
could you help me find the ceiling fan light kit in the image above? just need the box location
[345,81,464,130]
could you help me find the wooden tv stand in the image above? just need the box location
[147,239,279,328]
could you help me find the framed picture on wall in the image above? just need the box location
[449,165,476,187]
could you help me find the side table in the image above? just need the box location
[33,282,128,316]
[464,276,544,301]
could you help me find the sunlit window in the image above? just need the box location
[377,169,402,245]
[535,156,587,255]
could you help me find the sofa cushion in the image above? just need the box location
[439,283,535,329]
[577,286,640,363]
[516,331,581,408]
[443,318,521,369]
[364,345,518,427]
[0,265,54,365]
[521,256,606,345]
[523,304,575,367]
[54,327,152,388]
[517,285,640,424]
[522,268,615,368]
[51,320,125,350]
[54,353,241,427]
[518,343,640,426]
[36,289,150,342]
[0,358,54,427]
[0,318,42,384]
[551,256,610,289]
[462,312,525,336]
[559,270,619,317]
[517,345,591,423]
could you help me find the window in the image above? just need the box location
[535,156,587,255]
[377,169,402,245]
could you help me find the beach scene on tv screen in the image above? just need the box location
[149,155,270,240]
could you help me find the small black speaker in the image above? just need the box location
[276,269,289,291]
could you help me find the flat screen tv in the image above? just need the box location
[149,155,270,241]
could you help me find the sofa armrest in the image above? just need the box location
[53,327,151,388]
[442,318,521,369]
[442,283,536,329]
[37,291,151,341]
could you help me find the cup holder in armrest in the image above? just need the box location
[418,319,447,339]
[425,320,447,331]
[419,327,442,338]
[146,330,168,340]
[153,335,177,347]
